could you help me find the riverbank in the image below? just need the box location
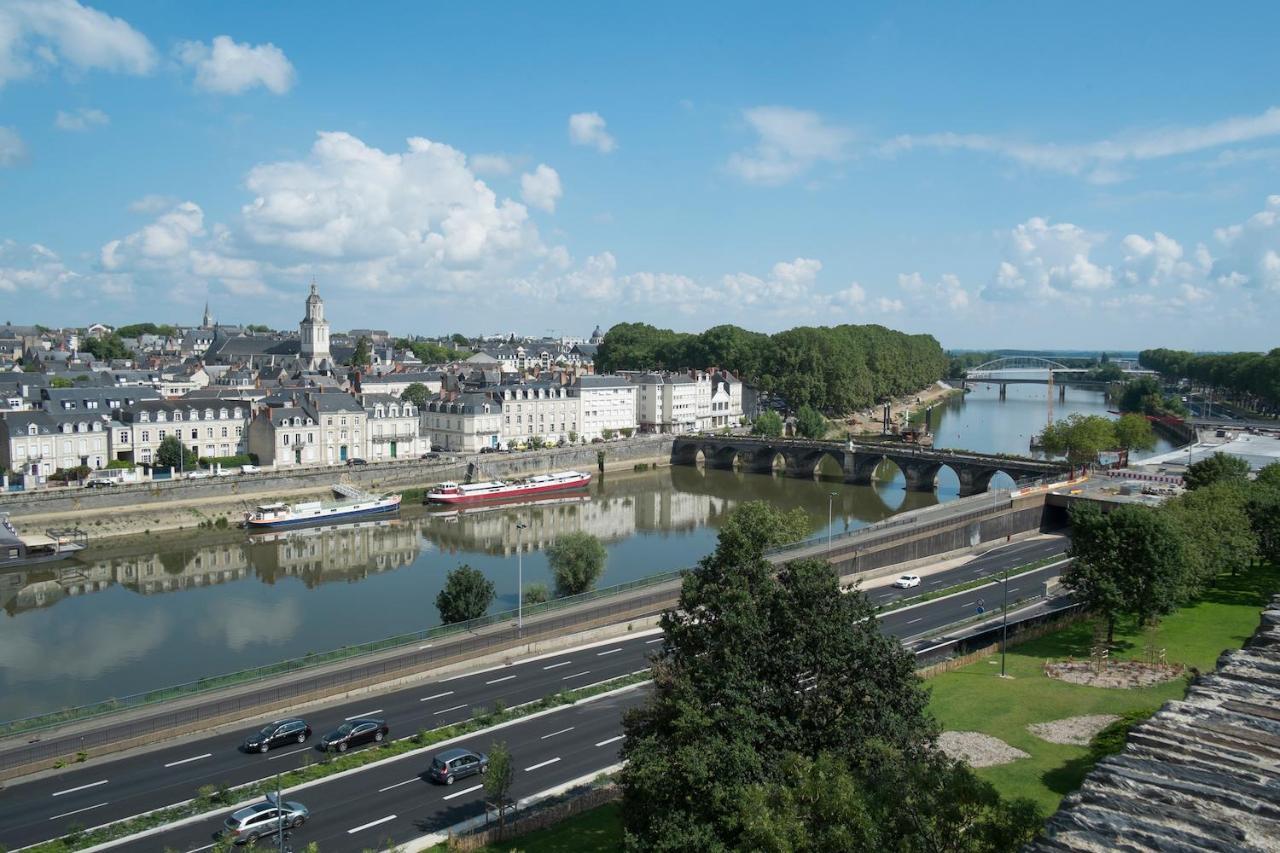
[7,437,676,544]
[836,380,963,437]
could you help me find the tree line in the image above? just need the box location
[1064,454,1280,643]
[596,322,949,415]
[1140,347,1280,412]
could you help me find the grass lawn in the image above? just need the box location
[926,561,1279,815]
[436,801,623,852]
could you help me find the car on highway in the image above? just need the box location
[892,574,922,589]
[318,717,389,752]
[242,718,311,753]
[222,797,309,845]
[428,747,489,785]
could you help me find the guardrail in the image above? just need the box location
[0,568,687,743]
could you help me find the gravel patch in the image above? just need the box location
[1045,660,1184,689]
[938,731,1029,768]
[1028,714,1120,746]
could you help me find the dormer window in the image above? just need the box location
[173,411,182,422]
[156,411,166,422]
[61,423,71,434]
[139,412,150,422]
[219,408,228,419]
[27,424,36,436]
[205,408,215,420]
[233,408,242,419]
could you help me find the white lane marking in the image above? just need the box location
[444,663,506,682]
[486,674,517,685]
[645,638,663,644]
[435,703,468,715]
[267,746,311,761]
[378,778,419,792]
[51,779,108,797]
[182,844,216,853]
[420,691,454,702]
[561,670,591,680]
[345,709,382,721]
[442,783,484,801]
[596,648,623,656]
[418,643,433,650]
[542,660,573,670]
[524,757,561,772]
[347,814,398,834]
[164,752,213,768]
[541,726,574,740]
[49,801,108,820]
[596,735,624,747]
[907,617,923,625]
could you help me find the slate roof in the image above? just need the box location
[1030,596,1280,852]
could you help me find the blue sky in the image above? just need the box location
[1,1,1279,350]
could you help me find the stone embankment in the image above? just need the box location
[5,435,676,542]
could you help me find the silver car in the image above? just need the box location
[222,799,309,845]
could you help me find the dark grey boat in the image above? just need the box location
[0,513,87,569]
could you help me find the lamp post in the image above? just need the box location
[515,522,528,632]
[998,566,1009,678]
[827,491,838,555]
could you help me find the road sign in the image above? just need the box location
[976,597,985,615]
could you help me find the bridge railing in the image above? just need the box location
[684,435,1065,471]
[764,489,1016,559]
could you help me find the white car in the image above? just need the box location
[186,470,212,479]
[240,464,261,474]
[892,574,921,589]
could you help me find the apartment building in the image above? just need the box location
[112,399,250,465]
[571,375,637,440]
[421,392,503,452]
[361,393,426,461]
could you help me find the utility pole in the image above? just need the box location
[999,566,1009,678]
[515,521,528,632]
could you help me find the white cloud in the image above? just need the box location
[882,106,1280,182]
[471,153,517,176]
[898,272,972,311]
[177,35,295,95]
[984,217,1114,302]
[832,281,867,308]
[0,239,78,295]
[875,297,905,313]
[0,126,26,166]
[722,257,823,304]
[520,164,563,213]
[726,106,851,185]
[54,106,108,131]
[1212,194,1280,291]
[128,193,178,214]
[568,112,616,153]
[100,201,205,269]
[0,0,155,88]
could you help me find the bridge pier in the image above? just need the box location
[899,460,942,492]
[1058,384,1066,402]
[955,466,996,497]
[845,453,883,487]
[999,383,1007,400]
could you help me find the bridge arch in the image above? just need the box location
[967,355,1071,374]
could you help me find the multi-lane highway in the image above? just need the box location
[0,535,1068,851]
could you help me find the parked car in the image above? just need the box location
[240,464,261,474]
[478,446,498,454]
[318,717,389,752]
[242,718,311,753]
[222,798,309,845]
[346,458,368,466]
[84,479,117,488]
[428,747,489,785]
[892,574,922,589]
[186,469,213,479]
[431,444,444,452]
[421,452,441,460]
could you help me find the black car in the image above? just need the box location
[242,718,311,753]
[428,747,489,784]
[346,458,368,466]
[421,451,440,460]
[319,718,389,752]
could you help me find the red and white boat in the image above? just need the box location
[425,470,592,504]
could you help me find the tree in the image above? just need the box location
[523,582,549,605]
[80,334,129,361]
[1036,413,1116,465]
[601,427,615,440]
[435,564,495,624]
[623,502,958,851]
[450,333,470,347]
[1184,452,1250,490]
[155,435,197,470]
[546,532,607,596]
[245,323,272,333]
[1247,480,1280,566]
[1112,413,1156,452]
[620,427,635,438]
[350,336,372,368]
[484,740,515,836]
[401,382,430,408]
[795,405,827,440]
[752,410,784,438]
[1064,502,1190,642]
[1164,481,1257,585]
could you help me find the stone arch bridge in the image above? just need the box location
[671,436,1070,497]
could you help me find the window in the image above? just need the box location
[118,430,129,443]
[191,429,199,440]
[340,417,347,426]
[235,426,243,437]
[158,429,166,440]
[221,427,228,438]
[27,424,36,436]
[173,411,183,422]
[141,430,149,442]
[307,432,314,443]
[206,427,213,438]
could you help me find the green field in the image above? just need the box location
[927,561,1279,814]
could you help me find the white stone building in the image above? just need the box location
[112,400,250,465]
[247,391,368,467]
[571,375,637,440]
[422,392,503,453]
[361,393,426,461]
[1,411,110,475]
[496,382,578,447]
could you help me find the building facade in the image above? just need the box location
[422,393,503,453]
[361,394,426,461]
[299,281,332,371]
[112,400,250,465]
[571,375,637,440]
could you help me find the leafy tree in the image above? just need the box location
[752,410,784,438]
[395,337,454,363]
[1118,376,1185,417]
[795,405,827,440]
[116,322,178,339]
[80,334,130,361]
[1164,481,1257,584]
[523,582,549,605]
[435,564,495,624]
[1184,452,1250,490]
[50,376,73,389]
[1036,413,1116,464]
[156,435,197,470]
[546,532,607,596]
[350,336,372,368]
[400,382,430,408]
[1247,481,1280,566]
[245,323,272,333]
[450,333,470,347]
[1112,413,1156,452]
[1064,502,1190,641]
[601,427,615,440]
[484,740,515,836]
[620,427,634,438]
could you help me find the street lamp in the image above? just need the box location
[515,522,528,632]
[827,491,838,555]
[997,566,1009,678]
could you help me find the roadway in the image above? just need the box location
[0,535,1068,850]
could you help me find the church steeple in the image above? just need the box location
[202,300,214,329]
[299,279,331,370]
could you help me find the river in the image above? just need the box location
[0,380,1173,720]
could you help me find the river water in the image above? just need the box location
[0,380,1173,720]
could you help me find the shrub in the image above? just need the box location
[547,532,607,596]
[524,582,550,605]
